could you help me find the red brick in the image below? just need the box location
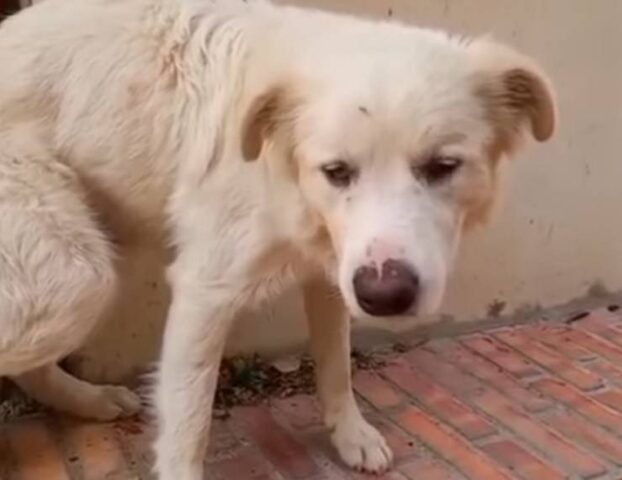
[471,389,606,478]
[546,411,622,466]
[533,378,622,433]
[580,309,622,333]
[345,471,409,480]
[587,359,622,386]
[399,458,462,479]
[460,334,541,379]
[346,472,408,480]
[251,475,293,480]
[480,440,565,480]
[384,473,410,480]
[559,329,622,364]
[382,359,496,441]
[493,330,603,391]
[404,349,482,396]
[271,395,324,430]
[205,419,247,464]
[372,416,421,465]
[396,345,608,478]
[394,406,512,480]
[12,314,622,480]
[428,340,552,412]
[353,373,402,413]
[212,449,274,479]
[354,370,405,410]
[6,420,70,480]
[520,325,596,361]
[62,422,126,480]
[113,417,156,476]
[592,389,622,415]
[0,429,14,480]
[584,324,622,349]
[235,406,319,478]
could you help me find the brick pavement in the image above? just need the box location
[3,307,622,479]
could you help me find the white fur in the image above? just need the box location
[0,0,555,478]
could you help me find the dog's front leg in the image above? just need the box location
[303,276,393,474]
[154,255,243,480]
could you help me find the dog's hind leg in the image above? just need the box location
[0,150,140,420]
[303,275,393,474]
[13,364,141,420]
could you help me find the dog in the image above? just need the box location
[0,0,556,477]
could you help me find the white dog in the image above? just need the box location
[0,0,556,477]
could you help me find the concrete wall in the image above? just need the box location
[65,0,622,382]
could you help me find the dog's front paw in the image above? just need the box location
[331,413,393,474]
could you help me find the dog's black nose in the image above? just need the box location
[353,259,419,316]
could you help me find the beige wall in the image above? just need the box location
[69,0,622,382]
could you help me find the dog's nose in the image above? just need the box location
[353,259,419,316]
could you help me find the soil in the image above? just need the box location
[0,380,42,422]
[212,349,388,418]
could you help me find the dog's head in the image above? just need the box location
[241,29,556,325]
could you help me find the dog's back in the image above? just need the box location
[0,0,190,241]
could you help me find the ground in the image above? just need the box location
[3,306,622,479]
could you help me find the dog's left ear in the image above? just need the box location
[469,39,557,150]
[241,86,298,161]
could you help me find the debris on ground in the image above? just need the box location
[0,380,43,421]
[213,348,388,414]
[214,354,316,411]
[270,355,302,373]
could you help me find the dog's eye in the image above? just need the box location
[418,156,463,184]
[321,161,356,188]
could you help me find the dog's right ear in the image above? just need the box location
[241,86,298,161]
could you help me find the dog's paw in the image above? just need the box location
[85,385,142,421]
[331,414,393,474]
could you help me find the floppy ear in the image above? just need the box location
[469,39,557,151]
[241,86,298,161]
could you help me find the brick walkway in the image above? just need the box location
[4,307,622,479]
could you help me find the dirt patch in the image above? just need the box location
[0,380,42,422]
[213,348,388,418]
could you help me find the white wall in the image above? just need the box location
[63,0,622,382]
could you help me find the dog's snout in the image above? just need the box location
[353,259,419,316]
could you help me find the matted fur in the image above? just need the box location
[0,0,556,477]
